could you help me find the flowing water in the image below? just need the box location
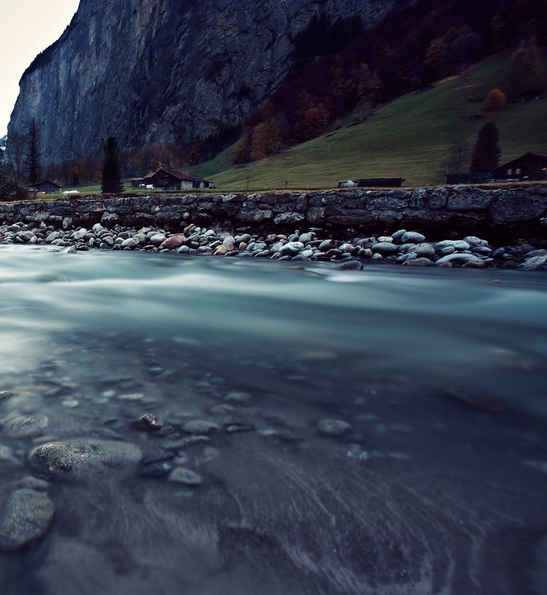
[0,244,546,595]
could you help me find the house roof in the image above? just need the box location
[37,180,61,188]
[492,152,547,171]
[143,168,195,182]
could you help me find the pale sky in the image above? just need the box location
[0,0,80,137]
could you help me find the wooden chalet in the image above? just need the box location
[142,168,214,190]
[35,180,62,194]
[491,153,547,182]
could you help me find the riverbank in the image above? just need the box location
[1,218,546,271]
[0,185,546,241]
[1,185,546,270]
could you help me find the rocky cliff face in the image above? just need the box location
[8,0,404,164]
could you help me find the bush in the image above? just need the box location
[484,88,506,111]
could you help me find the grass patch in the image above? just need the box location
[205,50,547,191]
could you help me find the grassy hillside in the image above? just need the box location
[198,51,547,190]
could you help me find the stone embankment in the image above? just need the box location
[0,185,546,270]
[0,185,546,238]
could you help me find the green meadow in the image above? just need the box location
[194,50,547,191]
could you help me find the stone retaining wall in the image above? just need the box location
[1,185,546,241]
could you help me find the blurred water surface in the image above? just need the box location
[0,245,546,595]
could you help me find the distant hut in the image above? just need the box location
[491,153,547,182]
[142,168,214,190]
[35,180,62,194]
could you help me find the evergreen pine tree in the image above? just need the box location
[25,119,42,197]
[101,137,123,193]
[470,122,501,173]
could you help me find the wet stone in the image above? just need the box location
[13,476,50,491]
[0,445,22,465]
[224,424,255,434]
[0,489,54,551]
[29,439,142,481]
[168,467,203,486]
[133,414,162,431]
[141,460,173,477]
[181,420,219,434]
[224,391,252,403]
[210,404,235,415]
[317,419,352,437]
[3,414,49,438]
[162,435,210,450]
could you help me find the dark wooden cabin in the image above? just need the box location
[142,169,213,190]
[35,180,62,194]
[491,153,547,182]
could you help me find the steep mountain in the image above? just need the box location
[8,0,406,165]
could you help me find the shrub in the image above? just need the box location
[484,88,506,111]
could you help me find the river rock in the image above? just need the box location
[279,241,304,256]
[14,476,50,491]
[181,420,219,434]
[317,419,352,437]
[162,435,210,450]
[161,235,185,250]
[224,391,252,403]
[120,237,139,249]
[435,240,470,252]
[435,253,485,266]
[0,445,22,465]
[149,233,167,246]
[339,259,363,271]
[403,257,432,266]
[29,439,142,481]
[168,467,203,485]
[401,231,426,244]
[412,243,435,257]
[463,235,489,247]
[0,489,54,551]
[520,255,547,271]
[3,414,49,438]
[133,414,162,431]
[372,242,398,255]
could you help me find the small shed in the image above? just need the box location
[142,169,213,191]
[491,153,547,182]
[35,180,62,194]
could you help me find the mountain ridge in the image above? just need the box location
[8,0,405,165]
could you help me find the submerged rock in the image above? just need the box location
[317,419,352,437]
[3,414,49,438]
[168,467,203,485]
[224,391,252,403]
[0,489,54,551]
[133,413,162,431]
[181,420,219,434]
[29,439,142,481]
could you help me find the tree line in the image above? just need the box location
[1,119,128,199]
[232,0,546,165]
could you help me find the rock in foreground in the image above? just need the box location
[0,489,54,551]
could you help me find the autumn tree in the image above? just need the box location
[505,36,545,103]
[484,88,506,111]
[251,121,282,160]
[25,119,42,196]
[232,135,251,164]
[470,122,501,173]
[101,137,124,193]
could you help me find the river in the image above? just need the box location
[0,245,546,595]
